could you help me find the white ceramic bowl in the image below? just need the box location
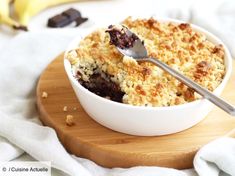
[64,18,232,136]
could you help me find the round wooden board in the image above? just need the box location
[37,54,235,169]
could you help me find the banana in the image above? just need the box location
[0,0,10,16]
[0,0,27,31]
[14,0,80,26]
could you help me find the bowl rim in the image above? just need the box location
[64,17,233,111]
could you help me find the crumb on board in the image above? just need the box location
[66,115,75,126]
[42,91,48,98]
[73,107,77,111]
[63,106,68,112]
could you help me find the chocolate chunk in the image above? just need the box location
[47,14,70,28]
[108,25,114,29]
[78,72,124,103]
[106,26,138,49]
[47,8,88,28]
[62,8,81,21]
[75,17,88,26]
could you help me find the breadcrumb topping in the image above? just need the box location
[67,17,225,107]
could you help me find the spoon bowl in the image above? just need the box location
[117,34,147,59]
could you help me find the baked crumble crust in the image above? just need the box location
[67,17,225,106]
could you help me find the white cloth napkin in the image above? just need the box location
[194,136,235,176]
[1,0,235,175]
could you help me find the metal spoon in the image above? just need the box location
[114,28,235,116]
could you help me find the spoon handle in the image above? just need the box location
[146,57,235,116]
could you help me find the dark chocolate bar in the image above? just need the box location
[75,17,88,26]
[47,15,71,28]
[47,8,88,28]
[62,8,81,21]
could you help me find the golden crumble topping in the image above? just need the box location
[67,17,225,107]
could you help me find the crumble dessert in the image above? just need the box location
[66,17,225,107]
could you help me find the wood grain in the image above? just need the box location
[36,53,235,169]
